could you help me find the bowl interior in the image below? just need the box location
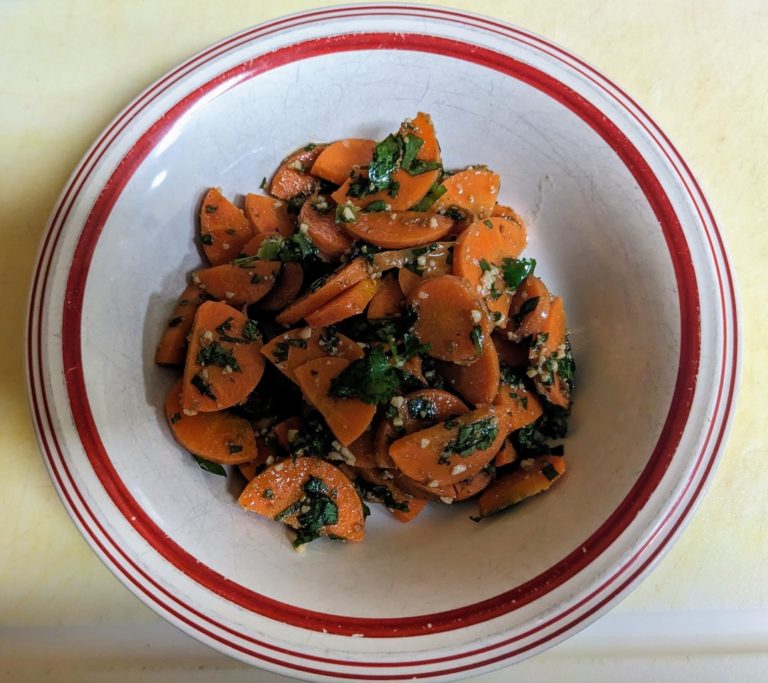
[80,49,680,619]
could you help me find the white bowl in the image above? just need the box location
[26,5,738,681]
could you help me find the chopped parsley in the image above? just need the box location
[194,455,226,476]
[226,442,243,454]
[335,203,359,224]
[200,233,213,245]
[328,345,405,405]
[168,316,183,327]
[259,177,267,190]
[442,417,499,459]
[262,488,275,499]
[242,319,261,342]
[204,204,218,213]
[246,232,318,263]
[275,476,340,547]
[288,412,334,458]
[169,412,181,424]
[540,462,560,481]
[363,200,389,212]
[501,257,536,290]
[409,181,447,211]
[470,325,484,355]
[271,338,308,363]
[196,341,241,372]
[354,478,409,512]
[407,397,437,421]
[191,373,216,400]
[513,296,540,327]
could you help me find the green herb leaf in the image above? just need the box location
[513,296,540,327]
[470,325,484,355]
[328,345,404,405]
[540,463,560,481]
[242,319,261,342]
[354,479,409,512]
[262,488,275,499]
[443,417,499,459]
[368,134,402,192]
[204,204,218,214]
[168,316,183,328]
[169,412,181,424]
[400,133,424,171]
[227,442,243,454]
[196,341,241,372]
[335,203,359,224]
[364,200,390,212]
[200,233,213,245]
[288,412,335,458]
[501,257,536,290]
[191,373,216,400]
[407,397,437,421]
[409,181,447,211]
[194,455,226,476]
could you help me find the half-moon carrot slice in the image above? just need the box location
[367,274,403,319]
[200,188,253,265]
[492,380,543,432]
[244,193,294,237]
[493,439,517,467]
[438,335,500,406]
[166,379,256,464]
[504,275,552,342]
[239,435,278,481]
[181,301,265,413]
[261,326,364,383]
[477,455,566,517]
[353,466,426,522]
[528,296,571,408]
[395,469,493,502]
[298,197,352,260]
[238,457,365,543]
[255,262,303,311]
[293,356,376,447]
[410,275,490,364]
[433,167,500,219]
[338,211,452,249]
[155,284,208,365]
[310,139,376,185]
[388,405,508,486]
[304,277,380,328]
[275,258,369,326]
[269,144,327,200]
[193,262,280,307]
[396,248,452,296]
[401,112,442,164]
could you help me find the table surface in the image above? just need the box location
[2,1,766,681]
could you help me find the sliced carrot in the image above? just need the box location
[391,498,427,522]
[410,275,490,364]
[438,335,500,406]
[181,301,265,413]
[238,456,365,542]
[346,430,378,469]
[239,232,271,257]
[493,335,529,367]
[492,203,526,230]
[532,295,567,356]
[370,242,453,273]
[505,275,552,342]
[367,274,403,319]
[255,262,303,311]
[388,405,508,486]
[293,356,376,447]
[298,197,352,260]
[401,112,442,164]
[395,469,492,502]
[492,381,543,432]
[528,296,571,408]
[199,188,253,266]
[244,193,293,237]
[338,211,452,249]
[155,284,207,365]
[493,439,517,467]
[397,251,452,296]
[269,144,326,200]
[332,168,441,213]
[193,262,280,307]
[273,416,304,450]
[354,467,425,522]
[310,139,376,185]
[239,435,277,481]
[275,258,369,326]
[373,389,469,469]
[166,379,256,464]
[304,277,380,328]
[261,326,363,383]
[477,455,566,517]
[433,168,500,219]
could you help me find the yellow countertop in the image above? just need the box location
[1,1,765,681]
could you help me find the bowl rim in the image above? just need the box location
[26,3,739,679]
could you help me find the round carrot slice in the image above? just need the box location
[269,144,326,200]
[339,211,453,249]
[433,167,500,219]
[193,262,280,307]
[244,194,293,236]
[310,139,376,185]
[199,188,253,265]
[410,275,490,364]
[255,262,303,311]
[438,335,500,406]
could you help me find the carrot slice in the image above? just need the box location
[293,356,376,447]
[438,335,500,405]
[269,144,326,200]
[261,326,363,383]
[353,467,426,522]
[273,416,304,450]
[373,389,469,469]
[239,233,271,257]
[181,301,265,413]
[433,167,500,219]
[165,379,256,464]
[155,284,207,365]
[367,274,403,319]
[396,249,452,297]
[244,194,293,237]
[332,168,441,213]
[275,258,369,326]
[238,457,365,543]
[492,380,543,432]
[477,455,566,517]
[298,197,352,260]
[304,277,380,328]
[395,469,493,502]
[492,203,526,230]
[402,112,442,164]
[346,430,379,469]
[310,139,376,185]
[528,296,571,408]
[200,188,253,265]
[339,211,452,248]
[370,242,453,273]
[239,435,278,481]
[255,262,303,311]
[504,275,552,342]
[494,439,517,467]
[193,262,280,307]
[410,275,490,364]
[388,405,508,486]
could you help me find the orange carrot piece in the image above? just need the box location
[346,430,379,469]
[239,233,271,257]
[395,468,493,502]
[275,258,369,326]
[391,498,427,522]
[298,197,352,260]
[200,188,253,265]
[370,242,453,273]
[166,379,256,464]
[494,439,517,467]
[396,251,452,296]
[367,274,403,319]
[528,296,571,408]
[244,194,293,237]
[293,357,376,447]
[433,167,500,219]
[256,262,303,311]
[505,275,552,342]
[261,326,363,383]
[401,112,442,164]
[310,139,376,185]
[304,277,380,328]
[193,262,280,307]
[338,211,452,249]
[239,457,365,542]
[273,416,304,450]
[353,467,426,522]
[492,203,526,230]
[155,284,207,365]
[332,168,441,213]
[238,435,277,481]
[438,335,500,406]
[181,301,265,413]
[269,144,326,200]
[493,380,543,432]
[410,275,490,364]
[477,455,566,517]
[388,405,508,486]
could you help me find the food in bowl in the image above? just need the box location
[156,113,575,548]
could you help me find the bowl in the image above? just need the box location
[26,5,738,680]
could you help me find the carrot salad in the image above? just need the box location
[156,113,575,549]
